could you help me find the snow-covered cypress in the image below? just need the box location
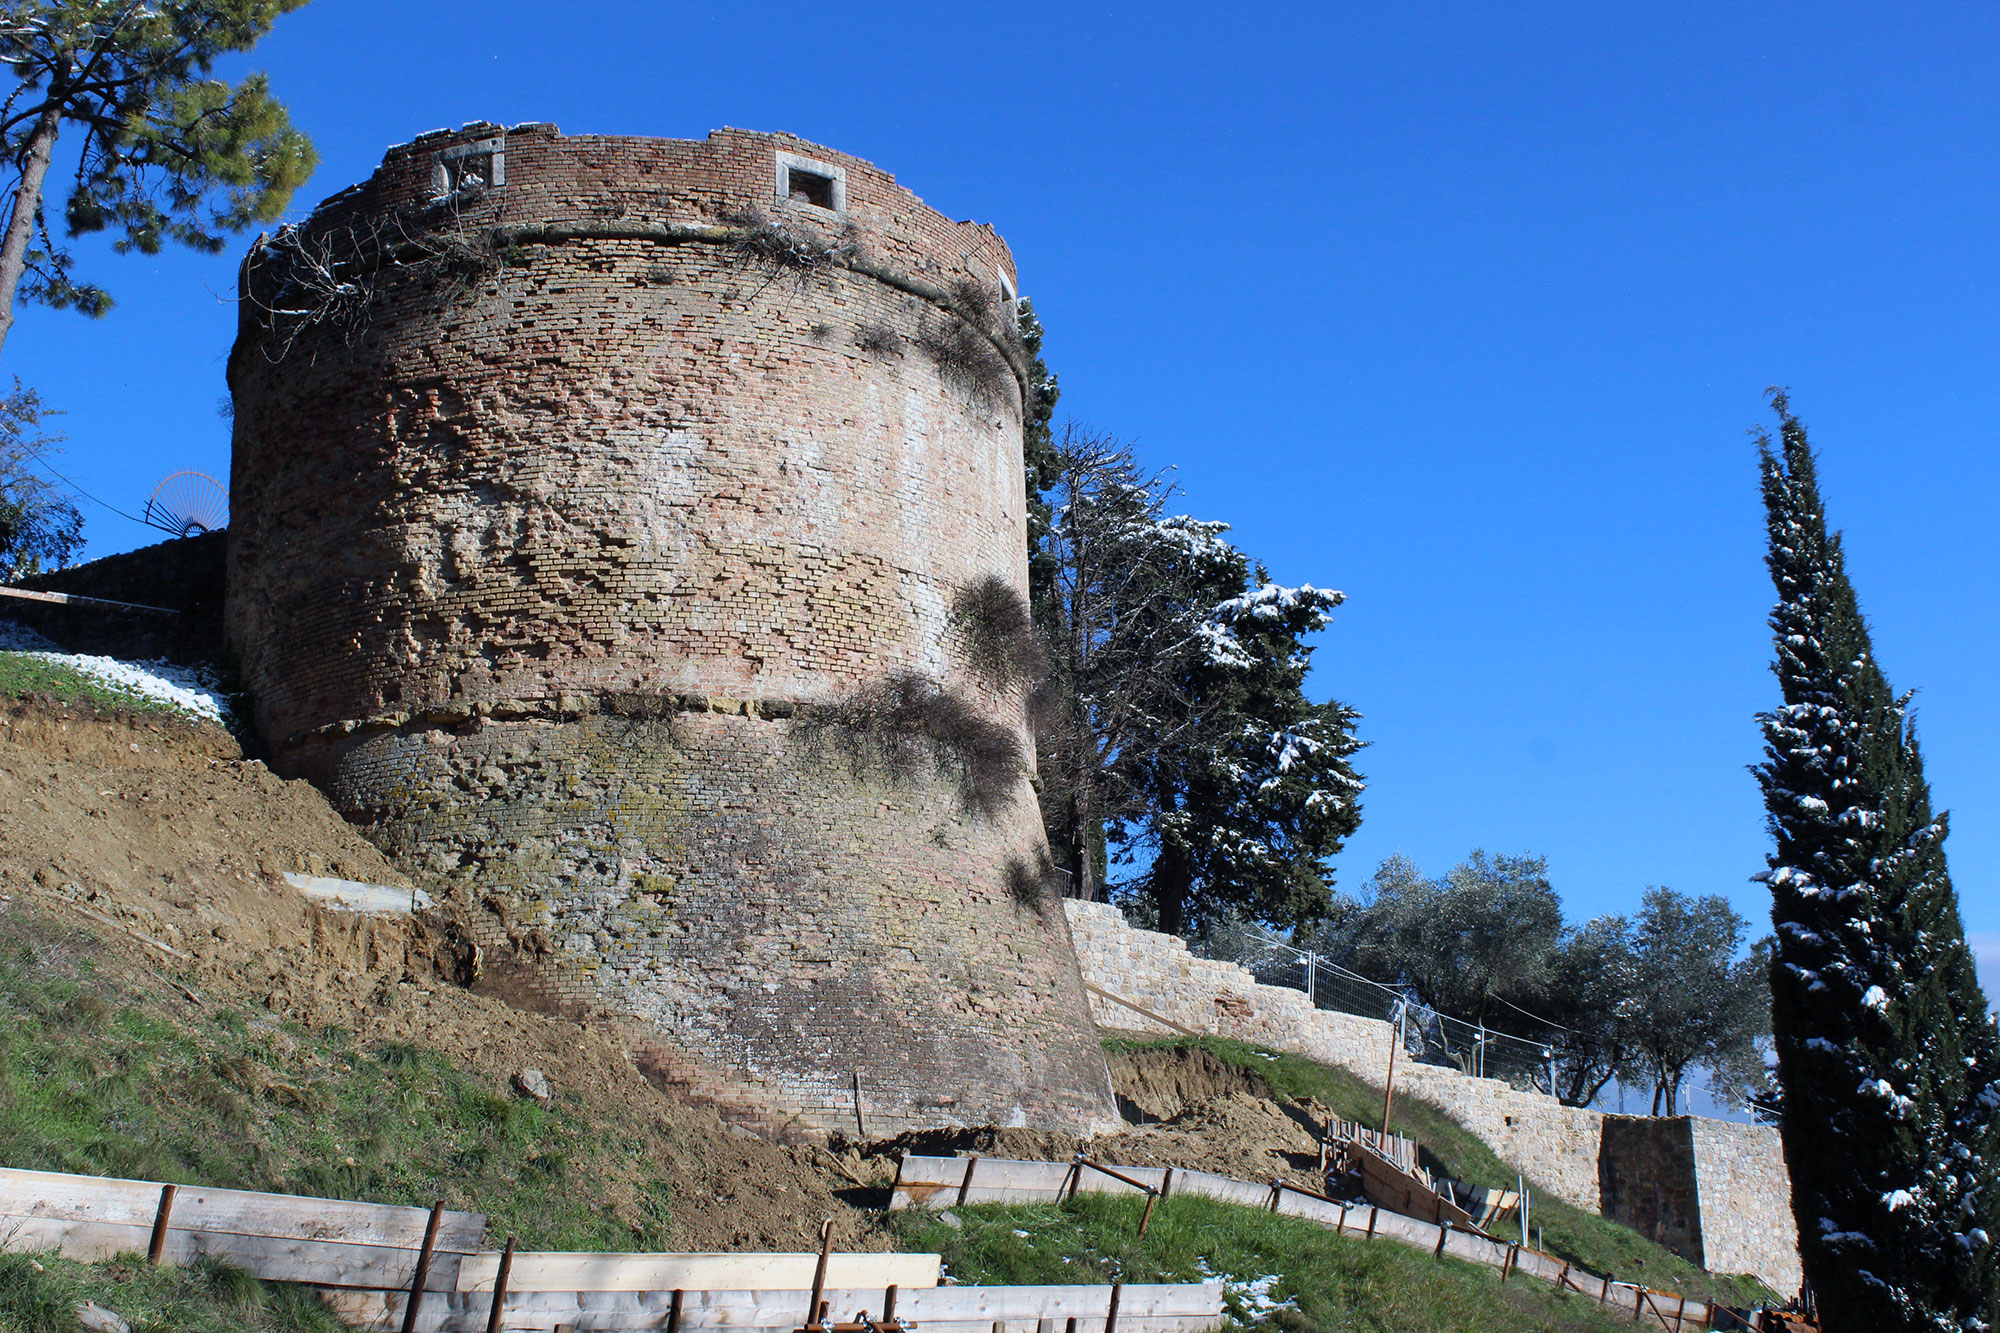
[1752,393,1998,1332]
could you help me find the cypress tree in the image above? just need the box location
[1753,392,1999,1331]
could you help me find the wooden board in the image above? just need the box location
[0,1167,485,1251]
[332,1282,1223,1333]
[1353,1145,1480,1231]
[0,1217,463,1290]
[455,1251,942,1294]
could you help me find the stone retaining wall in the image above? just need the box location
[1063,899,1801,1293]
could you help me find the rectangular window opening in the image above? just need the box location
[432,136,506,199]
[785,166,837,210]
[443,152,494,193]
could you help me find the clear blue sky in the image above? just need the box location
[6,2,1996,995]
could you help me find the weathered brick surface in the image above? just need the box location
[1065,900,1802,1291]
[225,124,1117,1138]
[8,532,226,666]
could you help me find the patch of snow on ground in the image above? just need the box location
[0,618,60,652]
[1196,1259,1297,1323]
[0,619,231,722]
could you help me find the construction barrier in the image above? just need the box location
[890,1155,1715,1332]
[1,1165,1225,1333]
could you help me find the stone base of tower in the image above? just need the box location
[283,703,1121,1139]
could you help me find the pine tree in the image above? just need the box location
[1753,391,1999,1330]
[0,0,317,356]
[1128,572,1365,935]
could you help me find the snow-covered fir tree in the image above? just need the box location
[1035,426,1364,925]
[1752,392,1999,1332]
[1128,572,1366,934]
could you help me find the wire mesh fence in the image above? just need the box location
[1185,916,1565,1094]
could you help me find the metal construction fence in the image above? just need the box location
[1183,917,1565,1093]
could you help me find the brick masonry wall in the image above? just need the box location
[7,531,226,666]
[1065,899,1802,1292]
[225,124,1117,1138]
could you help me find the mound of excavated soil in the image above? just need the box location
[0,693,893,1252]
[865,1048,1336,1193]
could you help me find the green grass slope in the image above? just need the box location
[1104,1037,1775,1307]
[0,909,672,1253]
[0,655,193,720]
[0,1251,346,1333]
[894,1193,1665,1333]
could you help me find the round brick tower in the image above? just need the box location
[226,123,1117,1138]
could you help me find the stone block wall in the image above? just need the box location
[226,124,1117,1139]
[1599,1117,1703,1264]
[1688,1117,1801,1295]
[1064,899,1802,1292]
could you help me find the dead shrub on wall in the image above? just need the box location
[916,314,1012,407]
[247,207,500,364]
[950,574,1045,693]
[721,209,857,288]
[803,670,1026,817]
[1005,848,1061,917]
[853,322,905,357]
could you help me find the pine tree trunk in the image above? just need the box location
[1069,779,1095,901]
[1154,841,1191,937]
[0,103,64,361]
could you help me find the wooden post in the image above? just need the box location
[1267,1180,1281,1212]
[1159,1167,1174,1200]
[1333,1204,1345,1236]
[1104,1282,1123,1333]
[1673,1292,1686,1333]
[852,1072,867,1141]
[1137,1189,1159,1239]
[883,1285,899,1325]
[665,1288,684,1333]
[1433,1221,1450,1259]
[146,1184,177,1266]
[1366,1207,1378,1239]
[807,1218,834,1332]
[1501,1242,1517,1282]
[1381,1012,1401,1136]
[399,1200,446,1333]
[956,1155,980,1207]
[484,1235,516,1333]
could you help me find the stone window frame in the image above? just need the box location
[996,267,1018,313]
[775,150,846,215]
[432,136,506,197]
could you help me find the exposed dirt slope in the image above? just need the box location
[875,1046,1334,1190]
[0,692,890,1252]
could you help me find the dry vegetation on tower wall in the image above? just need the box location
[224,123,1116,1139]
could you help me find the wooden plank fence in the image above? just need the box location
[453,1252,942,1294]
[327,1282,1225,1333]
[2,1166,1224,1333]
[890,1155,1717,1332]
[0,1167,484,1290]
